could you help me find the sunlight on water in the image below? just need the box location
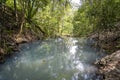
[0,37,104,80]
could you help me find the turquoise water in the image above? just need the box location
[0,37,104,80]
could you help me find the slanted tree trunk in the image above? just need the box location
[17,6,25,37]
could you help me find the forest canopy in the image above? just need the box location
[73,0,120,36]
[0,0,73,37]
[0,0,120,37]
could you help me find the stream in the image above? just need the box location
[0,37,105,80]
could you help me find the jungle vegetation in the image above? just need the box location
[0,0,120,55]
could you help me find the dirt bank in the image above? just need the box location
[90,31,120,80]
[95,50,120,80]
[0,28,44,63]
[90,31,120,53]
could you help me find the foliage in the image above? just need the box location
[30,0,72,37]
[2,0,120,37]
[0,0,72,38]
[73,0,120,36]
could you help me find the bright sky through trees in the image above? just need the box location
[71,0,80,4]
[71,0,81,9]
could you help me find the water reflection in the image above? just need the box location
[0,37,104,80]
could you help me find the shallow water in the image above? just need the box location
[0,37,104,80]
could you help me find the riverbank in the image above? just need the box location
[90,30,120,53]
[90,31,120,80]
[0,5,45,63]
[95,50,120,80]
[0,28,44,63]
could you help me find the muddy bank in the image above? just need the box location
[0,28,44,63]
[90,31,120,53]
[90,31,120,80]
[95,50,120,80]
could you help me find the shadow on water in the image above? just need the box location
[0,37,105,80]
